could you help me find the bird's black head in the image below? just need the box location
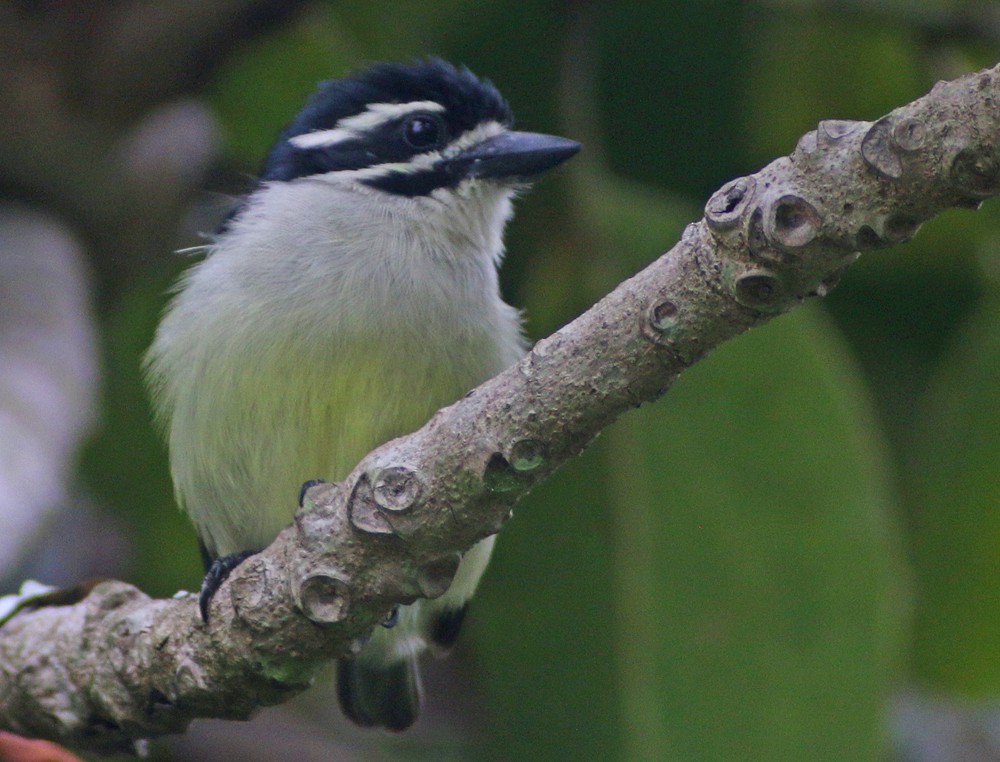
[259,58,579,197]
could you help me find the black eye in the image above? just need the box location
[403,114,444,149]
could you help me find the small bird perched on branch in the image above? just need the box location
[145,58,580,730]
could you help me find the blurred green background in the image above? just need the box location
[59,1,1000,759]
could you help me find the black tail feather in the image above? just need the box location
[336,657,421,731]
[428,604,468,654]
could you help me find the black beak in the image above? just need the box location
[441,131,581,182]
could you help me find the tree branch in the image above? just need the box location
[2,63,998,753]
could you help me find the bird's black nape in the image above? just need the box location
[260,58,514,183]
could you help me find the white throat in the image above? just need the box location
[147,176,528,556]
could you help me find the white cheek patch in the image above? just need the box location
[289,100,446,150]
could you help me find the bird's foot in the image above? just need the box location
[298,478,328,507]
[199,549,258,623]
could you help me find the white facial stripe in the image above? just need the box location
[339,100,445,131]
[440,121,505,157]
[289,128,355,149]
[308,121,509,186]
[288,100,447,150]
[383,121,507,173]
[306,163,417,185]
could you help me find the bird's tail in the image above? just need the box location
[336,656,422,731]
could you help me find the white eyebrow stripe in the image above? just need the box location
[289,128,355,149]
[339,100,446,131]
[305,120,508,184]
[288,100,446,150]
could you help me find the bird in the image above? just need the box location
[144,58,580,731]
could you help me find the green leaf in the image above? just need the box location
[205,8,360,168]
[79,271,203,596]
[471,307,906,760]
[907,295,1000,694]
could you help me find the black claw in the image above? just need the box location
[198,549,259,623]
[298,478,327,507]
[382,606,400,628]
